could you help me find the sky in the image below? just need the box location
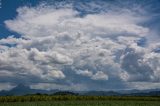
[0,0,160,91]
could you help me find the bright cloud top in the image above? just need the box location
[0,1,160,90]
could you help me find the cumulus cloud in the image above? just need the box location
[126,82,160,90]
[75,69,93,77]
[75,69,108,80]
[5,6,149,39]
[30,83,88,91]
[0,83,15,91]
[0,1,160,90]
[91,71,108,80]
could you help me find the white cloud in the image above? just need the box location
[91,71,108,80]
[0,1,159,90]
[0,83,15,91]
[0,47,67,83]
[75,69,93,77]
[44,69,65,80]
[127,82,160,90]
[30,83,88,91]
[75,69,108,80]
[142,52,160,82]
[5,5,149,39]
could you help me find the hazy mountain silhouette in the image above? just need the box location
[0,84,160,96]
[82,90,160,96]
[83,91,120,96]
[53,91,79,96]
[0,84,59,96]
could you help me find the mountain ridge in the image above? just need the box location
[0,84,160,96]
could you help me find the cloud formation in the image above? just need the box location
[0,1,160,90]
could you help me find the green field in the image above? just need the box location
[0,101,160,106]
[0,96,160,106]
[0,95,160,102]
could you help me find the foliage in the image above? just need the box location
[0,101,160,106]
[0,95,160,102]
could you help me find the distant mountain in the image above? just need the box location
[83,91,120,96]
[0,84,59,96]
[125,91,160,96]
[82,90,160,96]
[117,89,160,94]
[0,84,160,96]
[53,91,79,96]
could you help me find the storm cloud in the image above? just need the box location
[0,0,160,91]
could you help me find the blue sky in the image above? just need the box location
[0,0,160,91]
[0,0,40,38]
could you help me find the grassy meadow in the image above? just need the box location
[0,95,160,106]
[0,101,160,106]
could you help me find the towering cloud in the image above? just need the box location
[0,0,160,90]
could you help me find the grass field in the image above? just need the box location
[0,96,160,106]
[0,95,160,102]
[0,101,160,106]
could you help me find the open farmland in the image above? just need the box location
[0,100,160,106]
[0,96,160,106]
